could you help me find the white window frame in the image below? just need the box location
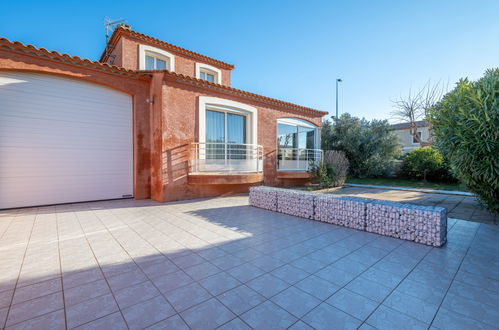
[195,63,222,84]
[198,97,257,145]
[139,45,175,71]
[277,118,320,148]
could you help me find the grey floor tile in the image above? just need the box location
[366,305,429,330]
[302,303,362,330]
[64,279,111,307]
[217,285,265,315]
[145,314,189,330]
[171,253,206,269]
[326,288,379,321]
[246,273,290,299]
[227,263,265,283]
[62,269,103,290]
[249,255,286,272]
[241,300,298,329]
[114,280,160,309]
[183,261,221,281]
[383,291,439,324]
[295,274,341,300]
[151,270,194,293]
[395,279,447,305]
[217,317,251,330]
[431,307,496,330]
[181,298,235,330]
[66,293,118,329]
[271,264,310,284]
[73,311,127,330]
[6,309,65,330]
[199,272,240,296]
[441,292,499,327]
[360,267,404,289]
[122,296,176,330]
[271,286,321,318]
[315,265,357,286]
[346,277,392,302]
[6,291,64,327]
[288,320,315,330]
[164,282,211,312]
[139,259,179,279]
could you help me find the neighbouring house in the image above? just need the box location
[0,24,326,209]
[391,120,431,154]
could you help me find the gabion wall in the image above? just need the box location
[365,201,447,246]
[249,186,447,247]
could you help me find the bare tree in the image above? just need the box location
[391,81,445,146]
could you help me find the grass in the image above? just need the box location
[345,177,469,192]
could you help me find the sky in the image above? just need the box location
[1,0,498,122]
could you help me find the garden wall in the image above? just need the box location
[249,186,447,247]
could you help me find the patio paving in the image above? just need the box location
[0,195,498,329]
[320,186,498,225]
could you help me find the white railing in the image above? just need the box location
[191,142,263,173]
[277,148,323,171]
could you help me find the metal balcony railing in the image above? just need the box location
[277,148,323,171]
[191,142,264,174]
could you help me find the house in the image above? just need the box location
[391,120,430,153]
[0,24,326,209]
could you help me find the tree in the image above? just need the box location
[391,81,445,145]
[321,118,334,150]
[429,69,499,213]
[326,113,400,178]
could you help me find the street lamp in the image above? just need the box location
[335,78,342,121]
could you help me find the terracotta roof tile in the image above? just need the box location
[0,37,326,117]
[144,70,327,117]
[101,26,234,70]
[0,37,148,78]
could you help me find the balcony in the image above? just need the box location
[277,148,323,177]
[189,142,264,184]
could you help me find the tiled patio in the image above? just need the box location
[0,196,498,330]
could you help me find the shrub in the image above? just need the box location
[309,162,334,189]
[429,69,499,213]
[323,150,349,186]
[324,113,401,178]
[401,147,455,182]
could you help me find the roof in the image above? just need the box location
[100,25,235,70]
[0,36,326,117]
[0,37,148,78]
[147,70,328,117]
[391,120,429,130]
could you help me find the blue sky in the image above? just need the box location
[2,0,498,121]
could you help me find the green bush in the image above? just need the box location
[323,113,400,178]
[401,147,455,182]
[309,162,334,188]
[429,69,499,213]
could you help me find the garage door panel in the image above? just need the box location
[0,72,133,209]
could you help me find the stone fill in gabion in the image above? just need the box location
[276,189,315,219]
[248,186,279,211]
[314,195,367,230]
[248,186,447,247]
[365,200,447,247]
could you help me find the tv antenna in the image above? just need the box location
[104,18,127,64]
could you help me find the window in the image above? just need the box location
[139,45,175,71]
[196,63,222,84]
[412,131,422,144]
[206,109,247,159]
[277,118,320,171]
[145,52,168,70]
[200,70,216,83]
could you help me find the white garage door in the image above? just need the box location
[0,72,133,209]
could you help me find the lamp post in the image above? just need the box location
[335,78,342,121]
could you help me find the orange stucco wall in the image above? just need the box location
[155,80,323,202]
[118,37,232,86]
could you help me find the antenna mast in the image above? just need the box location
[104,18,127,64]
